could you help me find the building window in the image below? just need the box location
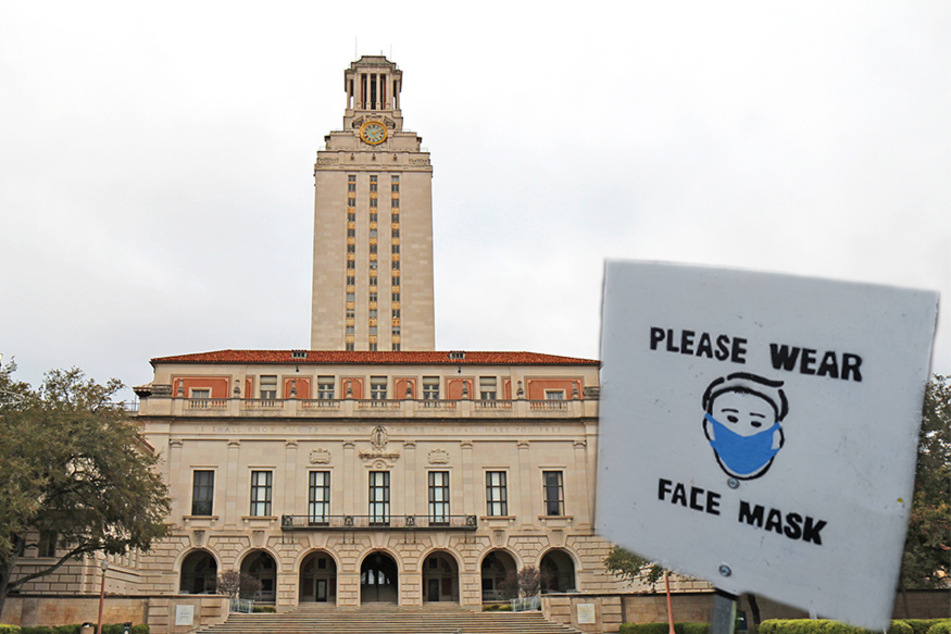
[259,376,277,400]
[369,376,387,400]
[250,471,273,516]
[346,342,355,351]
[191,470,214,516]
[309,471,330,524]
[347,198,356,207]
[369,292,378,303]
[369,471,390,525]
[392,260,400,270]
[392,292,400,302]
[543,471,564,516]
[347,243,355,253]
[392,343,400,351]
[479,377,497,400]
[422,377,440,399]
[347,227,355,237]
[346,325,355,335]
[370,229,378,238]
[37,531,58,558]
[369,343,378,351]
[545,390,565,400]
[190,388,210,399]
[369,175,378,191]
[391,197,399,207]
[317,376,334,399]
[428,471,450,524]
[392,309,400,319]
[369,197,378,208]
[486,471,508,517]
[392,229,399,238]
[347,259,355,270]
[392,244,399,254]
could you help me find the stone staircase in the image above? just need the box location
[199,603,581,634]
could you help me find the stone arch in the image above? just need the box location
[240,548,278,603]
[179,548,218,594]
[539,547,576,593]
[421,549,459,603]
[298,549,338,604]
[479,548,518,602]
[359,549,399,604]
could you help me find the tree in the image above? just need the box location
[0,363,170,615]
[603,545,666,590]
[216,570,261,599]
[899,375,950,590]
[517,566,540,598]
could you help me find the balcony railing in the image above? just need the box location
[140,393,597,420]
[280,514,477,531]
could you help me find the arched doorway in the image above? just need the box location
[180,549,217,594]
[241,550,277,603]
[480,550,517,602]
[422,551,459,603]
[360,551,398,604]
[540,549,576,593]
[299,551,337,603]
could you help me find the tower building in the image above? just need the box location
[311,56,435,351]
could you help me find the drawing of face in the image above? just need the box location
[710,391,777,438]
[701,373,789,480]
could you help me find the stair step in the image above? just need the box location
[198,604,579,634]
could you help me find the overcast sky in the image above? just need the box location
[1,1,948,397]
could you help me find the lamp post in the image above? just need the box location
[96,560,109,634]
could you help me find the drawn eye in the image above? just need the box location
[727,415,739,423]
[751,420,762,428]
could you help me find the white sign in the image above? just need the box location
[577,603,597,624]
[597,261,938,630]
[174,604,194,626]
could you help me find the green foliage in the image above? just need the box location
[251,606,276,613]
[603,546,666,589]
[497,604,512,611]
[0,625,22,634]
[682,624,710,634]
[901,376,951,589]
[760,619,932,634]
[52,626,79,634]
[0,363,170,613]
[20,627,53,634]
[925,622,951,634]
[907,621,950,634]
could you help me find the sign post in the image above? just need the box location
[597,261,938,630]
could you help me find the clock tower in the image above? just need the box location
[311,56,435,351]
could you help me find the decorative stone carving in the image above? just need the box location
[428,449,449,464]
[371,425,387,449]
[309,448,331,464]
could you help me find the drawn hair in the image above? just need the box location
[702,372,789,421]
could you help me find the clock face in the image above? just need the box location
[360,121,387,145]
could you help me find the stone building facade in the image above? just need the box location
[130,349,621,608]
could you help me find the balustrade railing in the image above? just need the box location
[280,514,477,531]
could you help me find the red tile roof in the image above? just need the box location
[150,349,599,367]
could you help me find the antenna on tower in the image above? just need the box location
[354,37,358,59]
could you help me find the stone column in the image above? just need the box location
[285,441,298,517]
[342,442,355,515]
[404,442,417,515]
[573,440,590,526]
[225,440,240,527]
[461,441,474,516]
[517,441,533,528]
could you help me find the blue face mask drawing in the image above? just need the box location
[705,413,782,478]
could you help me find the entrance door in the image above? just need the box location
[316,579,328,602]
[427,579,439,602]
[360,552,399,603]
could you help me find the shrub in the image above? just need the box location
[251,606,276,613]
[683,623,710,634]
[53,625,79,634]
[0,625,23,634]
[925,622,951,634]
[21,627,53,634]
[497,604,512,611]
